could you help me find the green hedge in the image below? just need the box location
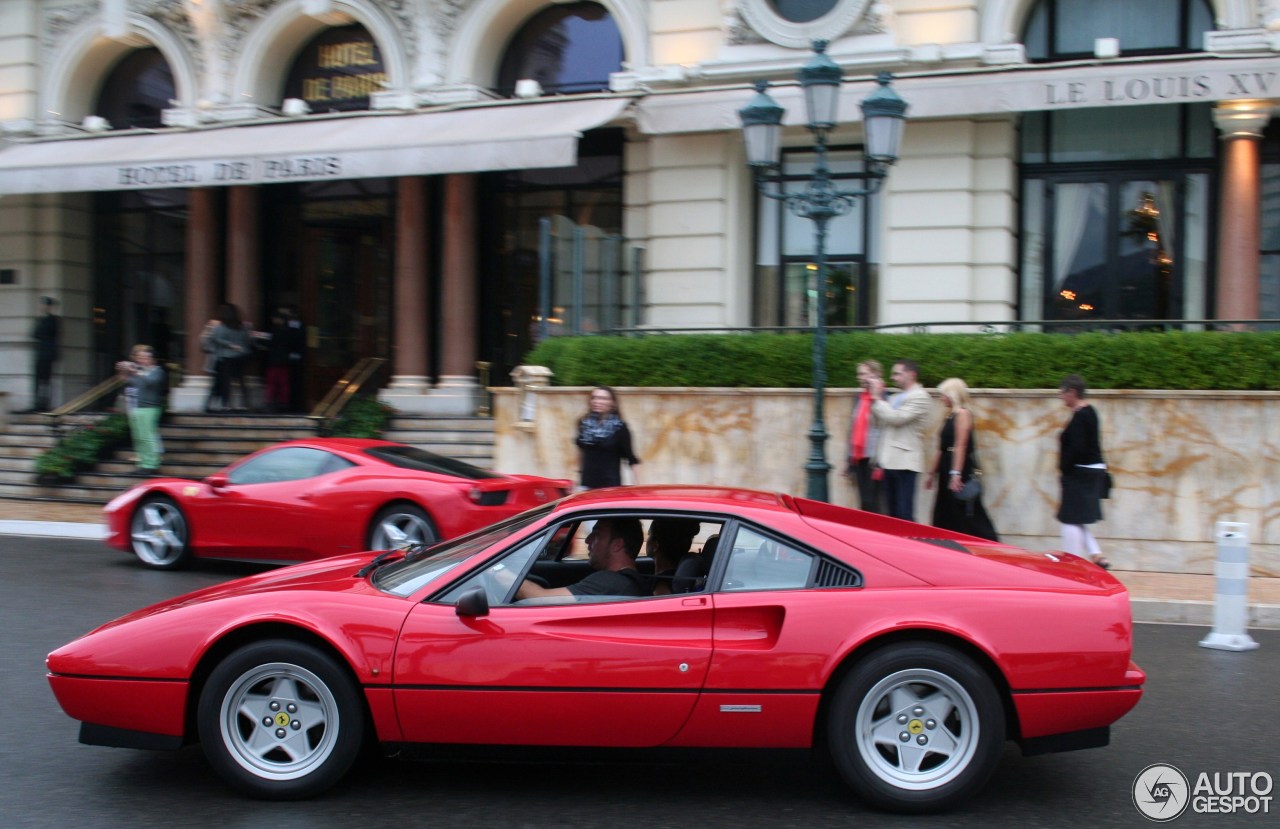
[525,331,1280,390]
[35,413,131,483]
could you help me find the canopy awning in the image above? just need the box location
[0,96,632,195]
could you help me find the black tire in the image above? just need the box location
[197,640,364,800]
[366,503,437,550]
[129,495,191,569]
[827,643,1005,814]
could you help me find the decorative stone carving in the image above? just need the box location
[735,0,871,50]
[42,3,97,53]
[723,0,765,46]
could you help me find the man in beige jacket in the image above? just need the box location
[870,359,931,521]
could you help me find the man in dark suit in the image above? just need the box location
[30,296,60,412]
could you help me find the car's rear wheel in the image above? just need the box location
[129,496,191,569]
[367,503,437,550]
[827,643,1005,814]
[198,640,363,800]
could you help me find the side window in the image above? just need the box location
[437,536,545,606]
[722,526,815,592]
[227,447,353,485]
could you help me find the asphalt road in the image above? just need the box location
[2,537,1276,828]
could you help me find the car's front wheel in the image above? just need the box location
[129,496,191,569]
[198,640,364,800]
[827,643,1005,814]
[367,503,437,550]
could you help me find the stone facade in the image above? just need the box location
[493,385,1280,577]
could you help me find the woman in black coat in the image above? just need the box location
[1057,375,1111,569]
[575,386,640,489]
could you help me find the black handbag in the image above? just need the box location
[956,474,982,503]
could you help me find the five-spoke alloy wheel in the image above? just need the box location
[828,643,1005,813]
[198,640,363,799]
[129,496,191,569]
[367,503,437,550]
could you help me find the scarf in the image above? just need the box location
[579,412,623,445]
[851,392,872,460]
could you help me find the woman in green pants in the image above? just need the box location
[116,344,167,476]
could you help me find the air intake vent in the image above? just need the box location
[815,559,861,588]
[910,537,971,553]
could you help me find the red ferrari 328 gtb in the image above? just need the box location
[102,438,570,568]
[51,486,1144,813]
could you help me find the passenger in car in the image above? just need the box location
[515,518,647,600]
[647,518,700,596]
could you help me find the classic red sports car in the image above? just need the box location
[52,486,1144,813]
[102,438,570,568]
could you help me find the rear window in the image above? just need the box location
[364,445,502,480]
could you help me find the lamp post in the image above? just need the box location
[739,40,907,502]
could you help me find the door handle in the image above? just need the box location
[681,597,707,607]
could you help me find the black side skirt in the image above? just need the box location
[80,722,185,751]
[1019,726,1109,756]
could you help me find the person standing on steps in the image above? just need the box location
[29,296,60,412]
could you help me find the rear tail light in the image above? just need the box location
[468,488,509,506]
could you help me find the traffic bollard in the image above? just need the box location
[1198,521,1259,651]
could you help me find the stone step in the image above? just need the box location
[0,480,118,504]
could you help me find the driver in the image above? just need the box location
[515,517,646,600]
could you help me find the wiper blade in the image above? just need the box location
[356,549,403,578]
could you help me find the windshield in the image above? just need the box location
[372,504,554,596]
[364,444,502,480]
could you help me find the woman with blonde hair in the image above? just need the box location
[927,377,999,540]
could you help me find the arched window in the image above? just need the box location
[283,24,387,113]
[95,48,175,130]
[1023,0,1214,62]
[496,3,623,97]
[767,1,839,24]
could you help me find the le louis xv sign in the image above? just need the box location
[1040,67,1277,108]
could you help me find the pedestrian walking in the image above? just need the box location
[203,304,252,412]
[1056,374,1112,569]
[575,385,640,489]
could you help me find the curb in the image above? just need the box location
[0,520,108,541]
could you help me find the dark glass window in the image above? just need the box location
[228,447,354,485]
[1023,0,1213,62]
[283,24,386,112]
[1261,121,1280,321]
[1019,104,1217,324]
[753,147,878,327]
[496,2,623,97]
[95,48,174,130]
[767,0,840,23]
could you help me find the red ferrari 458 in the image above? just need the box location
[102,438,570,568]
[52,486,1144,813]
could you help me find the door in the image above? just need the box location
[299,227,391,407]
[392,594,714,747]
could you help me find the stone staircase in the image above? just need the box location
[0,411,496,506]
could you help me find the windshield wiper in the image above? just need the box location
[356,549,403,578]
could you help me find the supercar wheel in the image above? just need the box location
[827,643,1005,813]
[129,496,191,569]
[198,640,363,799]
[367,503,437,550]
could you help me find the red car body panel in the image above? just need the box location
[102,438,569,562]
[51,485,1144,778]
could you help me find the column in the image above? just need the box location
[171,188,219,411]
[1213,101,1270,324]
[431,173,480,415]
[227,186,261,329]
[381,176,433,404]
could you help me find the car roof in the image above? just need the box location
[550,486,794,518]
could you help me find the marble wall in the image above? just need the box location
[492,386,1279,577]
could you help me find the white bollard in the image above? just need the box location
[1198,521,1259,651]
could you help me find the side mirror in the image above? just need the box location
[206,473,228,489]
[455,586,490,617]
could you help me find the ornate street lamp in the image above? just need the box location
[739,40,907,502]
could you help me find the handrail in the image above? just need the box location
[46,375,125,430]
[309,357,387,427]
